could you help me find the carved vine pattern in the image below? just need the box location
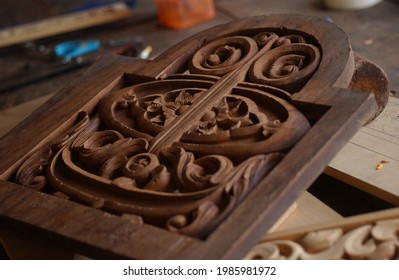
[246,218,399,260]
[13,29,321,238]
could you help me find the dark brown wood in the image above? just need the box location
[0,14,388,259]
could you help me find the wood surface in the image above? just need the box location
[326,97,399,205]
[0,3,133,48]
[0,14,386,259]
[0,94,53,138]
[270,192,343,233]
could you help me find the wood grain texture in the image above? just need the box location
[0,15,386,259]
[0,3,133,48]
[0,95,53,138]
[326,97,399,205]
[0,180,201,260]
[269,192,343,233]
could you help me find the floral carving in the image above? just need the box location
[131,89,203,130]
[12,29,320,238]
[120,153,172,192]
[191,96,265,137]
[160,146,234,193]
[14,111,96,191]
[178,90,310,159]
[98,80,213,140]
[42,133,285,238]
[165,152,284,238]
[72,130,149,171]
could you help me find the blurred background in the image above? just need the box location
[0,0,397,111]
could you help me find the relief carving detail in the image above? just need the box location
[12,29,322,238]
[246,219,399,260]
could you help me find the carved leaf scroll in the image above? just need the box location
[14,147,53,192]
[246,219,399,260]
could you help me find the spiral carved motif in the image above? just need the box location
[42,129,285,237]
[14,147,54,191]
[249,43,321,93]
[189,36,258,76]
[188,32,321,93]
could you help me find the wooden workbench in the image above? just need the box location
[0,0,398,259]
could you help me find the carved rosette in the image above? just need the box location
[98,79,213,140]
[246,219,399,260]
[178,87,310,158]
[12,28,321,238]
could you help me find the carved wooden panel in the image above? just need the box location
[0,14,389,259]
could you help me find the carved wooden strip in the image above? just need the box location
[247,207,399,260]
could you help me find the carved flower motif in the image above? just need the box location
[141,89,202,126]
[196,97,255,134]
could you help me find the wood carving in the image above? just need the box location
[0,14,389,259]
[10,28,317,239]
[246,216,399,260]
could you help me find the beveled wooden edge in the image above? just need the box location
[0,179,203,259]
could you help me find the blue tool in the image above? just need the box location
[66,0,137,13]
[54,40,101,60]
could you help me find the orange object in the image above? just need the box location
[154,0,215,29]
